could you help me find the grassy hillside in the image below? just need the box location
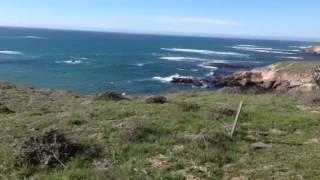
[0,83,320,179]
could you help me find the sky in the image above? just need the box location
[0,0,319,40]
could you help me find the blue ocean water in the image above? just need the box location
[0,27,318,95]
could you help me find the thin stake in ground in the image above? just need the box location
[230,101,244,138]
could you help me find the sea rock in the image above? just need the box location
[304,46,320,55]
[145,96,168,104]
[171,77,203,87]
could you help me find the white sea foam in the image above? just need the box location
[237,45,259,47]
[177,68,199,72]
[281,56,304,60]
[161,48,249,57]
[232,45,297,55]
[206,72,215,76]
[160,56,207,61]
[152,74,191,83]
[198,63,219,70]
[135,63,144,67]
[24,36,47,39]
[56,60,83,65]
[0,50,22,55]
[290,46,311,49]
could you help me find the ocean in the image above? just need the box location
[0,27,318,95]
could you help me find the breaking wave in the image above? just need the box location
[160,56,207,61]
[0,50,23,55]
[152,74,192,83]
[161,48,249,57]
[281,56,304,60]
[55,57,88,65]
[55,60,84,65]
[232,45,298,55]
[24,36,47,39]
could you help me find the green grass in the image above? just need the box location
[0,85,320,179]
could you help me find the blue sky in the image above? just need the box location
[0,0,319,39]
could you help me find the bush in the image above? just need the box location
[16,129,81,168]
[145,96,168,104]
[303,93,320,106]
[177,101,200,112]
[207,105,236,120]
[120,120,159,143]
[96,92,129,101]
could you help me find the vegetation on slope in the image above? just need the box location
[0,82,320,179]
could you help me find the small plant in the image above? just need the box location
[120,120,158,143]
[96,92,129,101]
[303,92,320,106]
[177,101,200,112]
[207,105,236,120]
[185,130,235,167]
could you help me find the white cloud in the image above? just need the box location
[154,17,241,26]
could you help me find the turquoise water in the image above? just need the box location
[0,27,318,95]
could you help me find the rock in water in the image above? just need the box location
[304,46,320,55]
[171,77,203,87]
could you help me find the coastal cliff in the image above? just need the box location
[212,61,320,93]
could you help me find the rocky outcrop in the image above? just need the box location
[171,77,204,87]
[212,61,320,93]
[304,46,320,55]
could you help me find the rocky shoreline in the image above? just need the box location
[170,61,320,94]
[304,46,320,55]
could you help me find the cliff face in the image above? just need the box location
[304,46,320,55]
[213,61,320,93]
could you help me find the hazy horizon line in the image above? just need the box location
[1,25,319,43]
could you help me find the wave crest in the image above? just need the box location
[152,74,192,83]
[160,56,207,61]
[232,45,298,55]
[161,48,249,57]
[0,50,22,55]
